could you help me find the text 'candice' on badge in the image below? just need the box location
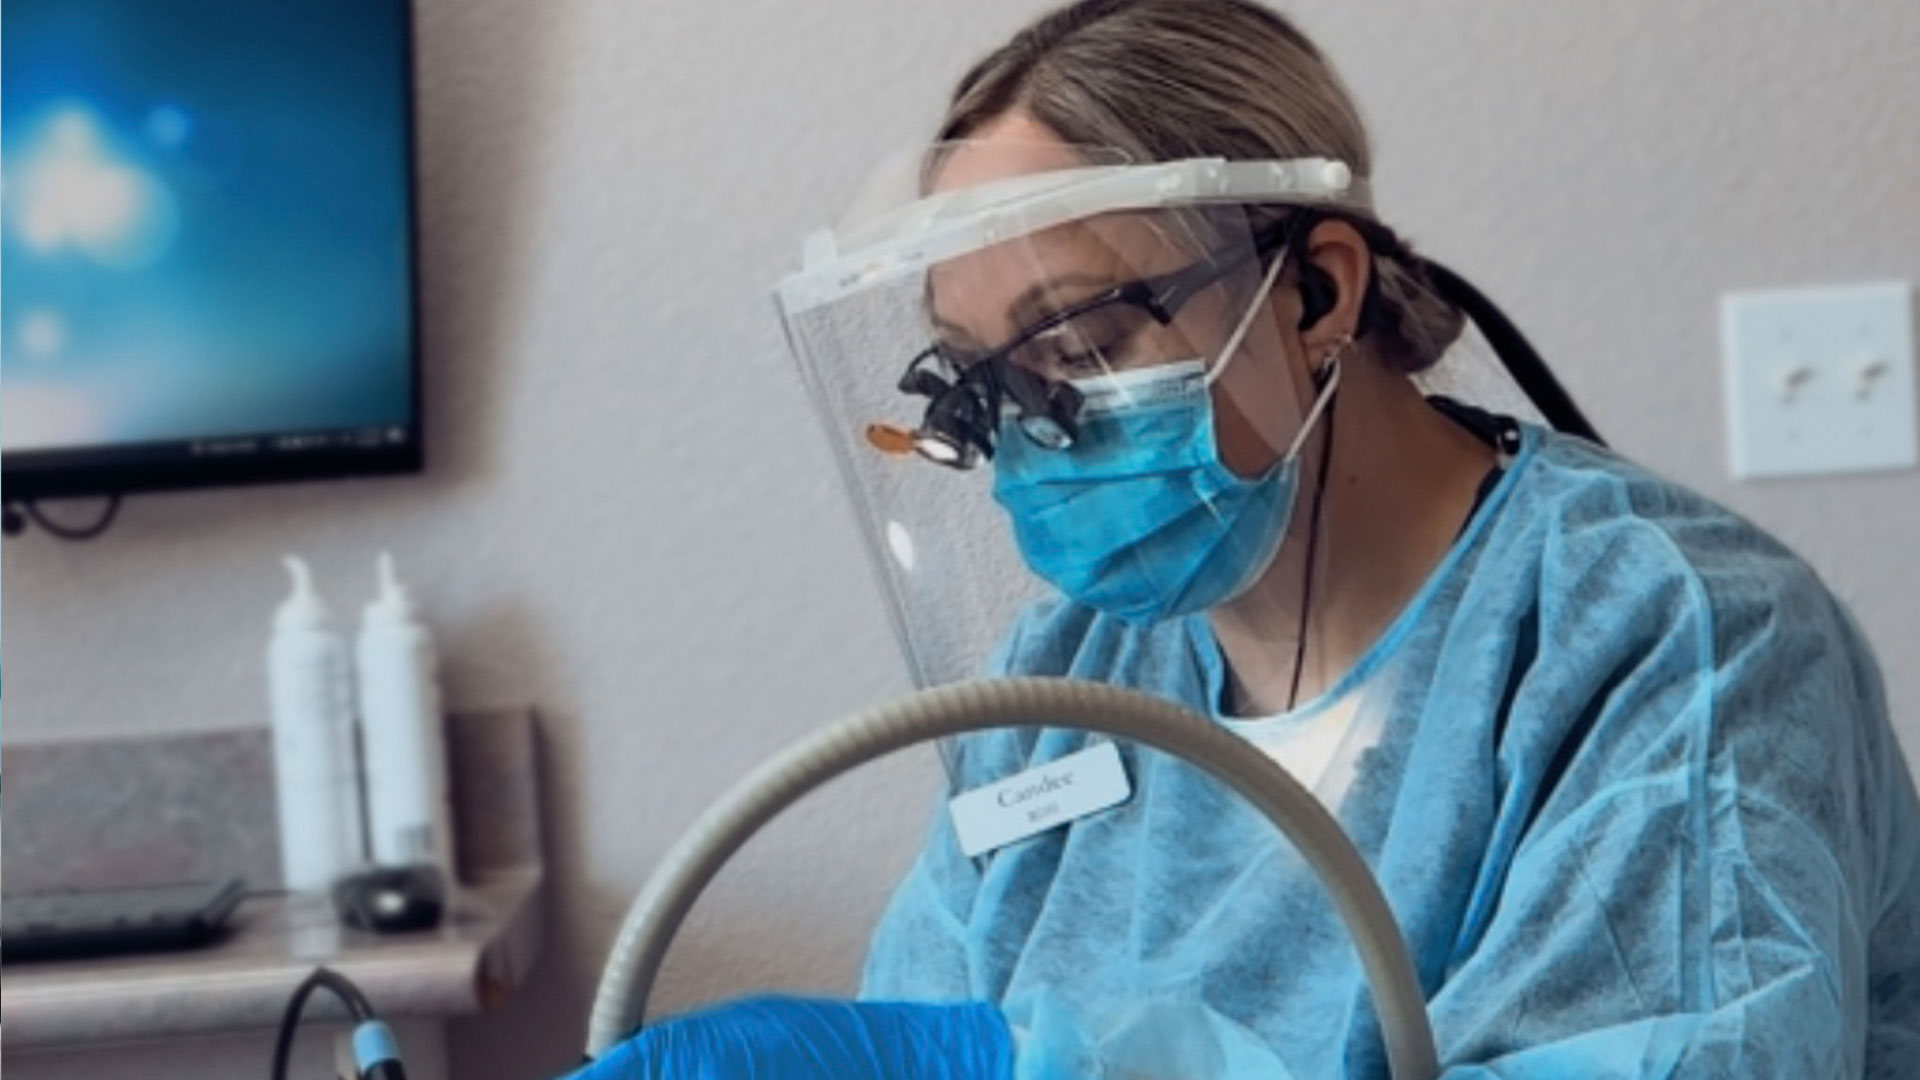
[947,742,1132,858]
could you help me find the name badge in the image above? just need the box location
[948,742,1132,858]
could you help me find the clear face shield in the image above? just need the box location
[778,142,1382,689]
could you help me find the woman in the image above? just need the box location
[580,1,1920,1076]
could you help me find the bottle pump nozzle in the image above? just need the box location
[367,551,416,622]
[277,555,329,630]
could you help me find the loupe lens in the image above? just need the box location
[1018,413,1075,450]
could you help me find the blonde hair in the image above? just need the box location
[939,0,1463,373]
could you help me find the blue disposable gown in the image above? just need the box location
[862,426,1920,1078]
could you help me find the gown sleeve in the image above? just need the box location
[1426,521,1920,1078]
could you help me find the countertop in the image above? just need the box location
[0,708,547,1049]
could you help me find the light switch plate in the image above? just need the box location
[1721,281,1917,480]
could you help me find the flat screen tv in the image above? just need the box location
[2,0,421,501]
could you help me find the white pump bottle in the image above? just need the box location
[268,556,364,892]
[355,552,454,875]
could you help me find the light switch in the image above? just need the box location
[1721,281,1917,480]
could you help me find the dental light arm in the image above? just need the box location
[585,677,1440,1080]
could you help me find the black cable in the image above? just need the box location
[273,968,372,1080]
[271,966,405,1080]
[8,495,123,541]
[1287,379,1339,712]
[1419,259,1606,447]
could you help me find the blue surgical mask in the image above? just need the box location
[992,357,1338,624]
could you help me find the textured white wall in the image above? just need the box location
[3,2,1917,1078]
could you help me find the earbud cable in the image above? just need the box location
[1287,376,1339,711]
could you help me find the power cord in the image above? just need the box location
[2,495,122,540]
[271,966,407,1080]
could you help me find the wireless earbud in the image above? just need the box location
[1281,211,1340,333]
[1296,259,1339,332]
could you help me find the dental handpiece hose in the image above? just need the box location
[588,677,1440,1080]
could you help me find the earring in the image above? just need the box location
[1315,332,1356,382]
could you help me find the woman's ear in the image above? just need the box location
[1296,218,1373,353]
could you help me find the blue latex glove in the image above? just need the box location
[562,995,1017,1080]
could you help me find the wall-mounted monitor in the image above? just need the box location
[2,0,421,500]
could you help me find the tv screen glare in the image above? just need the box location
[2,0,421,500]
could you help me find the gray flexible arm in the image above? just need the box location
[585,677,1439,1080]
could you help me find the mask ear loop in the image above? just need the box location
[1201,235,1344,464]
[1282,344,1346,463]
[1202,242,1292,390]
